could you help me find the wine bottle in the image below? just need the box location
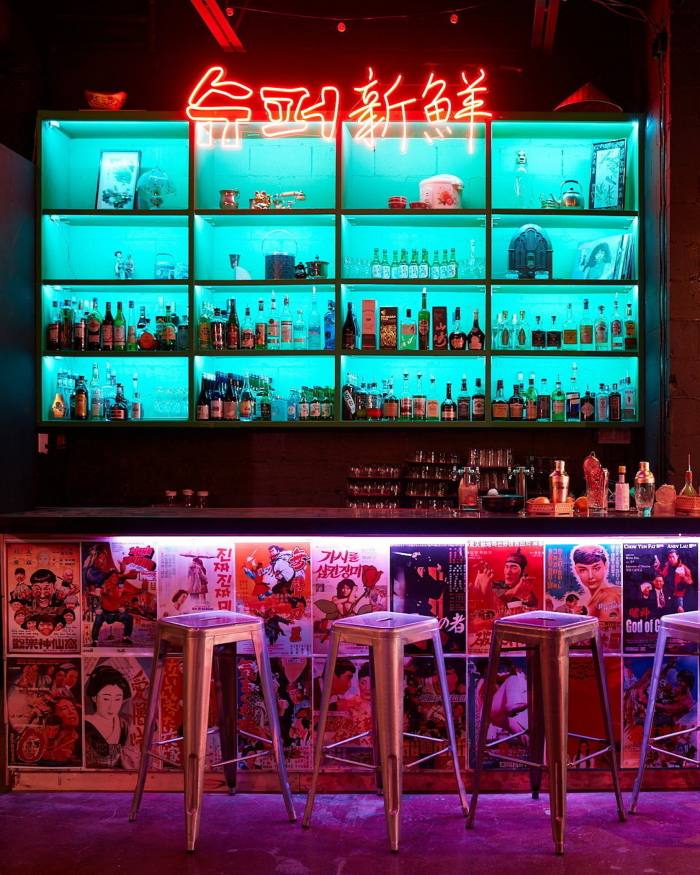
[342,302,357,350]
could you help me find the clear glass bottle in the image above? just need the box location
[610,298,624,351]
[89,363,102,421]
[280,296,293,350]
[633,461,655,516]
[513,148,533,208]
[515,310,528,351]
[579,298,593,350]
[562,303,578,349]
[594,305,609,351]
[399,371,413,420]
[324,299,335,350]
[596,384,609,422]
[426,375,440,421]
[614,466,630,511]
[565,364,580,422]
[293,308,306,349]
[413,372,427,421]
[131,372,143,421]
[267,292,280,350]
[239,373,254,422]
[307,288,321,349]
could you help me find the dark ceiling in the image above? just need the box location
[0,0,656,157]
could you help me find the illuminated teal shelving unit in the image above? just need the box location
[36,113,643,426]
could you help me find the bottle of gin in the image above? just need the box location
[551,376,566,422]
[565,364,580,421]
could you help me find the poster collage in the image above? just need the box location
[3,538,698,773]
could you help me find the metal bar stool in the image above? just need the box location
[129,611,296,851]
[467,610,625,855]
[630,611,700,812]
[302,610,468,853]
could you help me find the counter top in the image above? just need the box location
[1,507,699,537]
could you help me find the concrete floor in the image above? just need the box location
[0,791,698,874]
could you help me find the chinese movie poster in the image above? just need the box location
[468,656,528,769]
[6,657,82,768]
[468,541,544,654]
[312,540,389,655]
[235,541,312,657]
[5,542,81,655]
[622,542,698,654]
[545,542,622,652]
[390,544,466,654]
[158,540,233,617]
[312,657,373,769]
[82,541,158,653]
[567,656,621,768]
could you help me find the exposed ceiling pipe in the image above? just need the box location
[190,0,245,52]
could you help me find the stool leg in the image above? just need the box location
[590,629,625,822]
[539,637,569,856]
[213,642,238,795]
[526,645,545,800]
[303,628,341,828]
[182,635,215,852]
[371,636,405,853]
[467,627,504,829]
[629,625,669,813]
[431,630,469,816]
[129,628,167,822]
[369,649,384,797]
[251,626,296,822]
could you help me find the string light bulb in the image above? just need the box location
[450,13,459,24]
[337,21,346,33]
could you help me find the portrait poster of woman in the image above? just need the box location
[157,540,228,617]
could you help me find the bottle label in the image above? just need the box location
[47,324,59,346]
[260,402,272,421]
[611,319,622,337]
[310,401,321,418]
[509,401,523,419]
[51,396,66,418]
[418,264,429,279]
[457,400,470,420]
[427,400,439,419]
[223,400,237,420]
[226,326,239,349]
[383,400,398,419]
[581,401,595,420]
[114,325,126,344]
[162,326,175,343]
[268,323,280,343]
[532,331,545,349]
[595,325,608,343]
[210,399,223,419]
[90,398,102,419]
[553,399,565,416]
[240,329,255,349]
[537,399,551,420]
[131,402,142,420]
[343,389,356,417]
[615,483,630,512]
[255,324,266,347]
[110,407,126,420]
[413,398,426,419]
[596,398,608,420]
[199,324,210,347]
[101,326,114,347]
[468,335,483,350]
[408,265,419,279]
[441,407,456,421]
[299,402,310,420]
[562,329,577,345]
[609,397,621,420]
[281,323,293,344]
[400,398,412,418]
[492,401,508,419]
[287,404,297,420]
[546,331,561,348]
[239,400,253,419]
[580,325,593,344]
[525,400,537,420]
[371,264,383,279]
[342,328,356,350]
[472,398,485,418]
[75,395,87,419]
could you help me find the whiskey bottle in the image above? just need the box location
[551,376,566,422]
[594,305,609,351]
[110,382,129,421]
[546,315,562,350]
[400,371,413,420]
[531,314,546,350]
[537,377,551,421]
[579,298,593,350]
[440,382,457,421]
[74,374,88,421]
[413,372,427,420]
[562,303,578,349]
[508,383,524,421]
[255,298,268,349]
[491,379,509,421]
[418,289,431,351]
[226,298,240,350]
[471,377,485,421]
[608,383,622,421]
[457,375,471,421]
[426,375,440,421]
[342,302,357,350]
[46,300,60,350]
[466,309,485,350]
[624,302,638,351]
[448,307,467,350]
[160,304,176,351]
[210,308,224,351]
[198,304,211,351]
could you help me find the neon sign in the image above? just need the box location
[186,66,490,150]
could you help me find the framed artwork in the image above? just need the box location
[589,139,627,210]
[572,233,629,281]
[96,150,141,210]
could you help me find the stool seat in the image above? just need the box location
[334,611,438,645]
[159,610,261,637]
[658,610,700,639]
[497,610,598,644]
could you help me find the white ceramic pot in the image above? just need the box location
[419,174,464,209]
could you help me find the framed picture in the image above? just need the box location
[572,233,627,281]
[95,150,141,210]
[589,139,627,210]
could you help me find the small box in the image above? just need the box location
[432,305,448,350]
[361,299,376,350]
[554,502,574,516]
[379,306,398,349]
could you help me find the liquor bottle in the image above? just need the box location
[448,247,458,279]
[100,301,114,351]
[267,293,280,350]
[371,247,382,279]
[508,383,524,421]
[390,250,400,280]
[137,304,148,333]
[624,302,638,351]
[622,374,637,421]
[198,304,211,351]
[400,308,417,350]
[562,303,578,349]
[429,250,441,280]
[551,376,566,422]
[59,299,74,350]
[210,308,225,351]
[531,314,545,350]
[449,307,467,350]
[321,386,333,421]
[280,296,293,350]
[408,249,419,279]
[513,149,533,207]
[537,377,550,421]
[492,311,502,350]
[258,379,272,422]
[418,289,430,351]
[525,375,538,421]
[239,374,254,422]
[594,305,609,351]
[113,301,126,351]
[579,298,593,350]
[418,249,430,280]
[565,364,580,421]
[307,289,321,350]
[456,375,471,421]
[426,375,440,421]
[225,298,240,350]
[633,461,656,516]
[472,377,485,421]
[413,372,427,420]
[46,300,60,350]
[324,300,336,350]
[399,372,413,420]
[440,382,457,421]
[596,384,609,421]
[614,466,630,511]
[50,371,67,419]
[342,302,357,350]
[680,454,698,497]
[73,374,88,421]
[238,306,254,349]
[610,299,624,351]
[310,385,322,421]
[546,315,561,350]
[125,301,137,351]
[383,381,399,421]
[499,311,511,350]
[254,298,267,349]
[73,300,87,351]
[293,308,306,349]
[68,373,76,420]
[101,365,115,420]
[399,249,409,280]
[286,386,298,422]
[196,376,210,420]
[298,386,311,421]
[89,363,102,421]
[209,372,223,420]
[342,372,357,421]
[160,304,176,351]
[381,249,391,280]
[466,239,481,279]
[580,385,596,422]
[439,249,449,280]
[491,379,509,420]
[466,309,485,350]
[515,310,528,351]
[608,382,622,421]
[110,383,128,421]
[131,372,143,421]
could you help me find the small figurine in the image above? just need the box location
[250,191,271,210]
[114,250,125,280]
[124,253,135,279]
[294,262,307,279]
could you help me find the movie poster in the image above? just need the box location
[6,657,82,768]
[545,542,622,653]
[622,541,698,654]
[567,656,621,769]
[468,656,528,769]
[158,540,233,618]
[312,540,389,655]
[467,541,544,654]
[83,656,152,769]
[235,541,312,657]
[237,657,313,771]
[390,544,466,654]
[82,541,158,653]
[312,657,373,769]
[622,655,699,768]
[5,542,81,655]
[404,656,467,770]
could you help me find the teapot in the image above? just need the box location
[560,179,584,209]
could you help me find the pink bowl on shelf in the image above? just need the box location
[387,196,407,209]
[410,201,429,209]
[84,90,128,110]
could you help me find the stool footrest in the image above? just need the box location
[406,747,450,768]
[648,744,700,767]
[154,727,218,746]
[324,753,376,770]
[239,729,273,746]
[486,728,527,749]
[568,732,607,743]
[488,752,544,769]
[651,723,700,743]
[323,731,370,751]
[404,731,451,744]
[569,745,612,768]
